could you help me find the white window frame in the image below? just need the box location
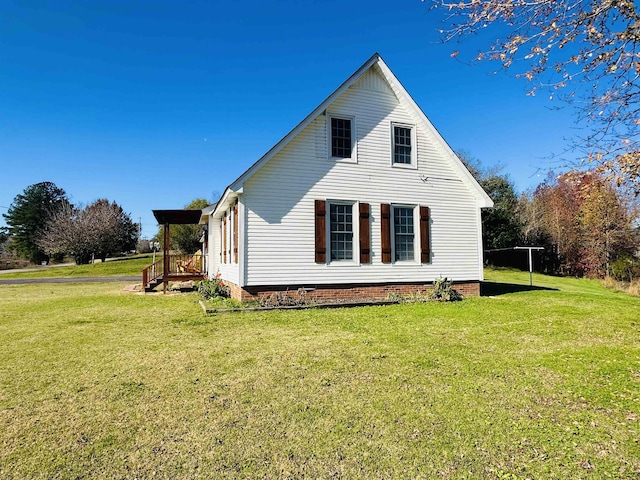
[390,122,417,169]
[327,114,357,163]
[326,199,359,265]
[391,204,419,264]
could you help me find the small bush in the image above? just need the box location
[610,255,640,282]
[387,291,431,303]
[197,274,230,300]
[430,277,463,302]
[206,297,245,310]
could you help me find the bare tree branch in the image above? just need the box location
[430,0,640,192]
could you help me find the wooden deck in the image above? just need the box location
[142,254,205,292]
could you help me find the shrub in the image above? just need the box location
[430,277,463,302]
[197,274,230,300]
[610,255,640,282]
[387,291,431,303]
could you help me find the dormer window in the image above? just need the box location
[391,123,416,167]
[328,115,356,162]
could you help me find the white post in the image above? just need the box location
[514,246,544,287]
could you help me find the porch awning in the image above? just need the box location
[152,209,203,225]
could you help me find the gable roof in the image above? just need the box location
[210,53,493,216]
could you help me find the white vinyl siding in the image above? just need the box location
[238,65,483,286]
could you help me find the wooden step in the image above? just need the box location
[144,278,163,292]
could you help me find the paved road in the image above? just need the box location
[0,263,75,275]
[0,276,140,285]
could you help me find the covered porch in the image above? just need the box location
[142,209,206,292]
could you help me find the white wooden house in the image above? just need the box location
[199,53,493,301]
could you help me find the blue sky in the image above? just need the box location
[0,0,578,238]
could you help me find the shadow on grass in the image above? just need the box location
[481,281,559,296]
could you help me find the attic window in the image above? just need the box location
[392,123,416,167]
[330,116,354,160]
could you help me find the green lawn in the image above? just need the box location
[0,255,153,278]
[0,270,638,479]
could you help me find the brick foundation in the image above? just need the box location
[224,280,480,302]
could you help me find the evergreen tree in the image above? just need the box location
[458,152,522,250]
[3,182,69,264]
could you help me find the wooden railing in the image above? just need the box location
[168,254,203,274]
[142,254,204,288]
[142,258,164,287]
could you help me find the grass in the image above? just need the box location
[0,254,153,278]
[0,269,638,478]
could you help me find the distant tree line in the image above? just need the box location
[2,182,138,265]
[520,171,638,279]
[461,153,640,280]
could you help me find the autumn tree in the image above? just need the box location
[38,199,138,264]
[84,199,138,261]
[38,202,92,265]
[3,182,69,264]
[517,190,561,273]
[578,173,637,276]
[530,173,584,275]
[431,0,640,192]
[521,171,637,276]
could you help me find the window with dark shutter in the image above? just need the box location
[381,203,392,263]
[359,203,370,264]
[223,212,227,264]
[394,206,414,261]
[314,200,326,263]
[233,200,239,264]
[420,206,430,263]
[329,203,353,261]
